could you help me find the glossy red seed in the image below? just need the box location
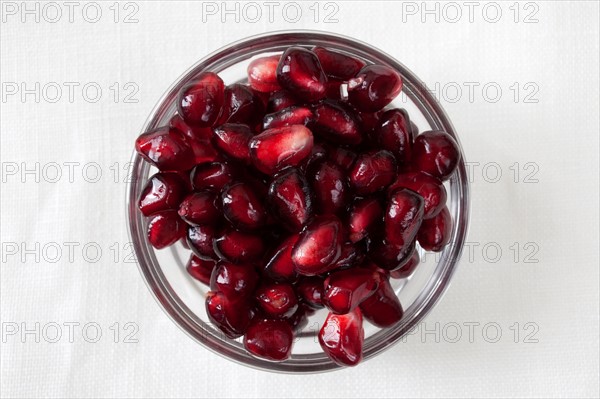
[412,130,460,181]
[370,239,416,271]
[147,210,186,249]
[417,206,452,251]
[388,172,447,219]
[323,268,379,314]
[248,55,282,93]
[319,308,364,366]
[256,283,299,318]
[358,110,383,136]
[214,227,266,264]
[191,161,237,192]
[349,150,397,195]
[311,101,363,145]
[178,191,220,226]
[385,188,424,248]
[221,182,267,230]
[169,113,212,141]
[212,123,254,163]
[300,142,328,174]
[291,215,343,276]
[206,291,252,339]
[325,79,343,100]
[139,173,187,216]
[348,197,383,243]
[332,241,366,270]
[276,47,327,102]
[267,90,298,112]
[262,106,314,130]
[188,138,221,165]
[210,261,259,300]
[264,234,299,282]
[186,255,216,285]
[376,109,412,164]
[187,224,218,261]
[220,83,265,126]
[135,126,196,172]
[309,161,349,216]
[359,274,404,327]
[410,121,419,141]
[347,65,402,112]
[313,46,366,80]
[244,318,294,361]
[249,125,314,175]
[326,146,357,170]
[178,72,225,127]
[268,168,313,231]
[296,277,324,309]
[390,248,420,279]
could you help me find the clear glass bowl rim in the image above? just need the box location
[126,29,470,373]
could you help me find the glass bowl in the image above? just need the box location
[127,30,470,373]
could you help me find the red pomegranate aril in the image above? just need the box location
[210,261,259,300]
[385,188,425,248]
[347,65,402,112]
[300,142,328,174]
[268,168,313,231]
[206,291,252,339]
[417,206,452,251]
[310,160,349,216]
[358,110,383,136]
[348,197,383,243]
[376,109,412,164]
[178,191,220,226]
[333,241,366,270]
[186,255,216,285]
[212,123,254,163]
[187,224,218,261]
[410,121,419,141]
[276,47,327,102]
[291,215,343,276]
[325,79,343,100]
[244,318,294,361]
[256,283,298,318]
[349,150,397,195]
[390,248,420,279]
[388,172,447,219]
[262,106,314,130]
[135,126,196,172]
[412,130,461,181]
[323,268,379,314]
[359,274,404,327]
[147,210,186,249]
[221,182,267,230]
[169,113,212,141]
[264,234,299,282]
[247,55,282,93]
[313,46,366,80]
[296,277,324,309]
[249,125,314,175]
[370,239,416,271]
[311,101,363,145]
[188,137,221,165]
[214,227,266,264]
[191,161,237,192]
[327,146,357,170]
[139,173,187,216]
[319,308,364,366]
[267,90,298,112]
[221,83,265,126]
[178,72,225,127]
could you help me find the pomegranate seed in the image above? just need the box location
[324,146,356,171]
[187,224,218,261]
[214,227,266,263]
[212,123,254,163]
[417,206,452,251]
[178,191,220,226]
[349,150,397,195]
[247,55,282,93]
[256,283,299,318]
[249,125,314,175]
[147,210,186,249]
[412,130,460,181]
[262,106,314,130]
[358,110,383,136]
[370,239,416,271]
[410,121,419,141]
[313,46,366,80]
[291,215,343,276]
[296,277,324,309]
[220,83,265,126]
[276,47,327,102]
[191,161,237,192]
[178,72,225,127]
[169,113,212,141]
[319,308,364,366]
[206,291,252,339]
[376,109,412,164]
[347,65,402,112]
[390,248,420,279]
[359,274,403,327]
[264,234,299,282]
[221,182,267,230]
[135,126,196,172]
[311,101,363,145]
[300,142,328,174]
[309,160,349,216]
[325,79,343,100]
[138,173,187,216]
[268,168,313,231]
[333,241,366,270]
[348,197,383,243]
[385,188,424,249]
[323,268,378,314]
[267,90,298,112]
[244,318,294,361]
[210,261,259,300]
[186,255,216,285]
[188,138,221,165]
[388,172,447,219]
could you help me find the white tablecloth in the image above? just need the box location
[1,1,598,397]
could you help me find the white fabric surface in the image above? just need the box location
[1,1,599,398]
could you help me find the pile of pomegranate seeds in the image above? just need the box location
[135,46,460,366]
